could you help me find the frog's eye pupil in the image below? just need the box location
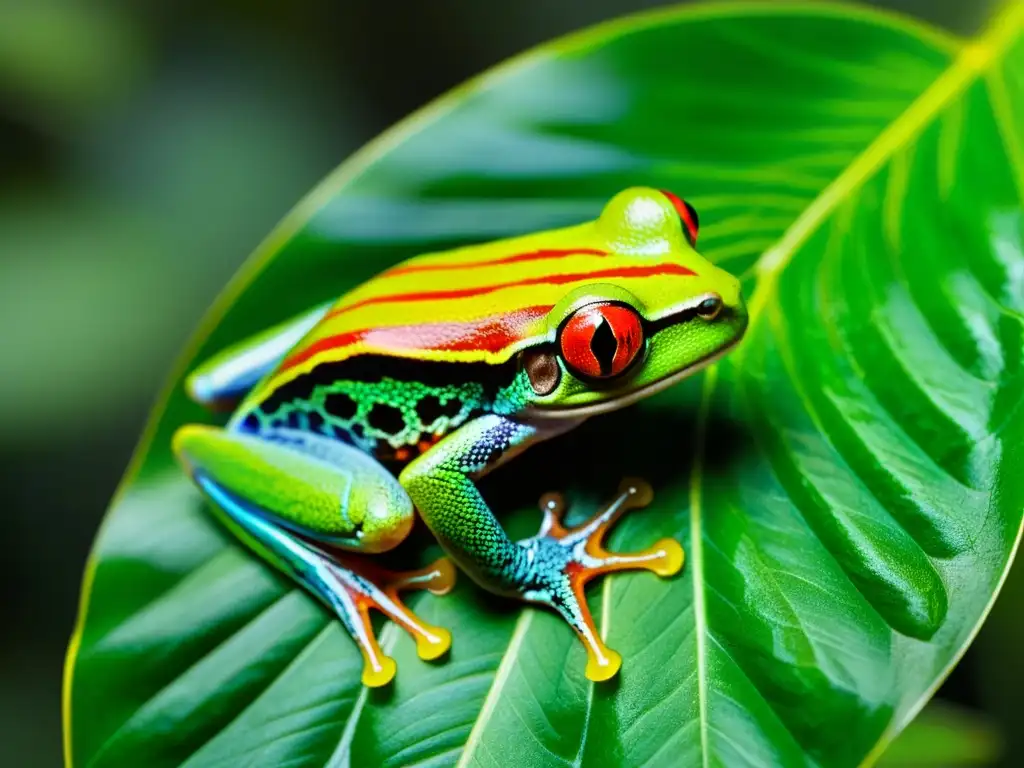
[660,189,700,246]
[697,296,722,320]
[560,302,644,379]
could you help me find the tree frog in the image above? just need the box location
[173,187,747,687]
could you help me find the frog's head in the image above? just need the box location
[520,187,747,418]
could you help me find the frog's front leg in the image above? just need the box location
[173,425,455,687]
[399,414,684,682]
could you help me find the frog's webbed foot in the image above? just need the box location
[191,468,456,688]
[516,478,684,682]
[320,554,456,687]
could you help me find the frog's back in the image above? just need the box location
[269,221,611,388]
[234,221,608,463]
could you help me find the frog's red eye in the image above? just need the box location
[660,189,699,247]
[559,302,644,379]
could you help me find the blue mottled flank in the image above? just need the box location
[247,368,535,462]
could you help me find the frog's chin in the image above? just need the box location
[522,336,742,421]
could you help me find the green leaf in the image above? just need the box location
[65,2,1024,766]
[878,701,1002,767]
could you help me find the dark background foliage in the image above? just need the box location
[0,1,1013,765]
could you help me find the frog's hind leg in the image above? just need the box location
[174,425,455,687]
[196,476,454,686]
[519,479,684,682]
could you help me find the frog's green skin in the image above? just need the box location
[173,187,747,686]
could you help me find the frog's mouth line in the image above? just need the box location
[522,331,744,421]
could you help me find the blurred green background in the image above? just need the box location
[0,1,1015,765]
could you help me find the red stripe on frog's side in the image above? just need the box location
[280,305,554,373]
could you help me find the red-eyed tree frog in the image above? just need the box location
[173,187,748,686]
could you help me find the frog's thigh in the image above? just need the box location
[173,424,413,553]
[173,424,453,687]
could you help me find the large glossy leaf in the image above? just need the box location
[65,2,1024,766]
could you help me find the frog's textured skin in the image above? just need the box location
[173,187,748,686]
